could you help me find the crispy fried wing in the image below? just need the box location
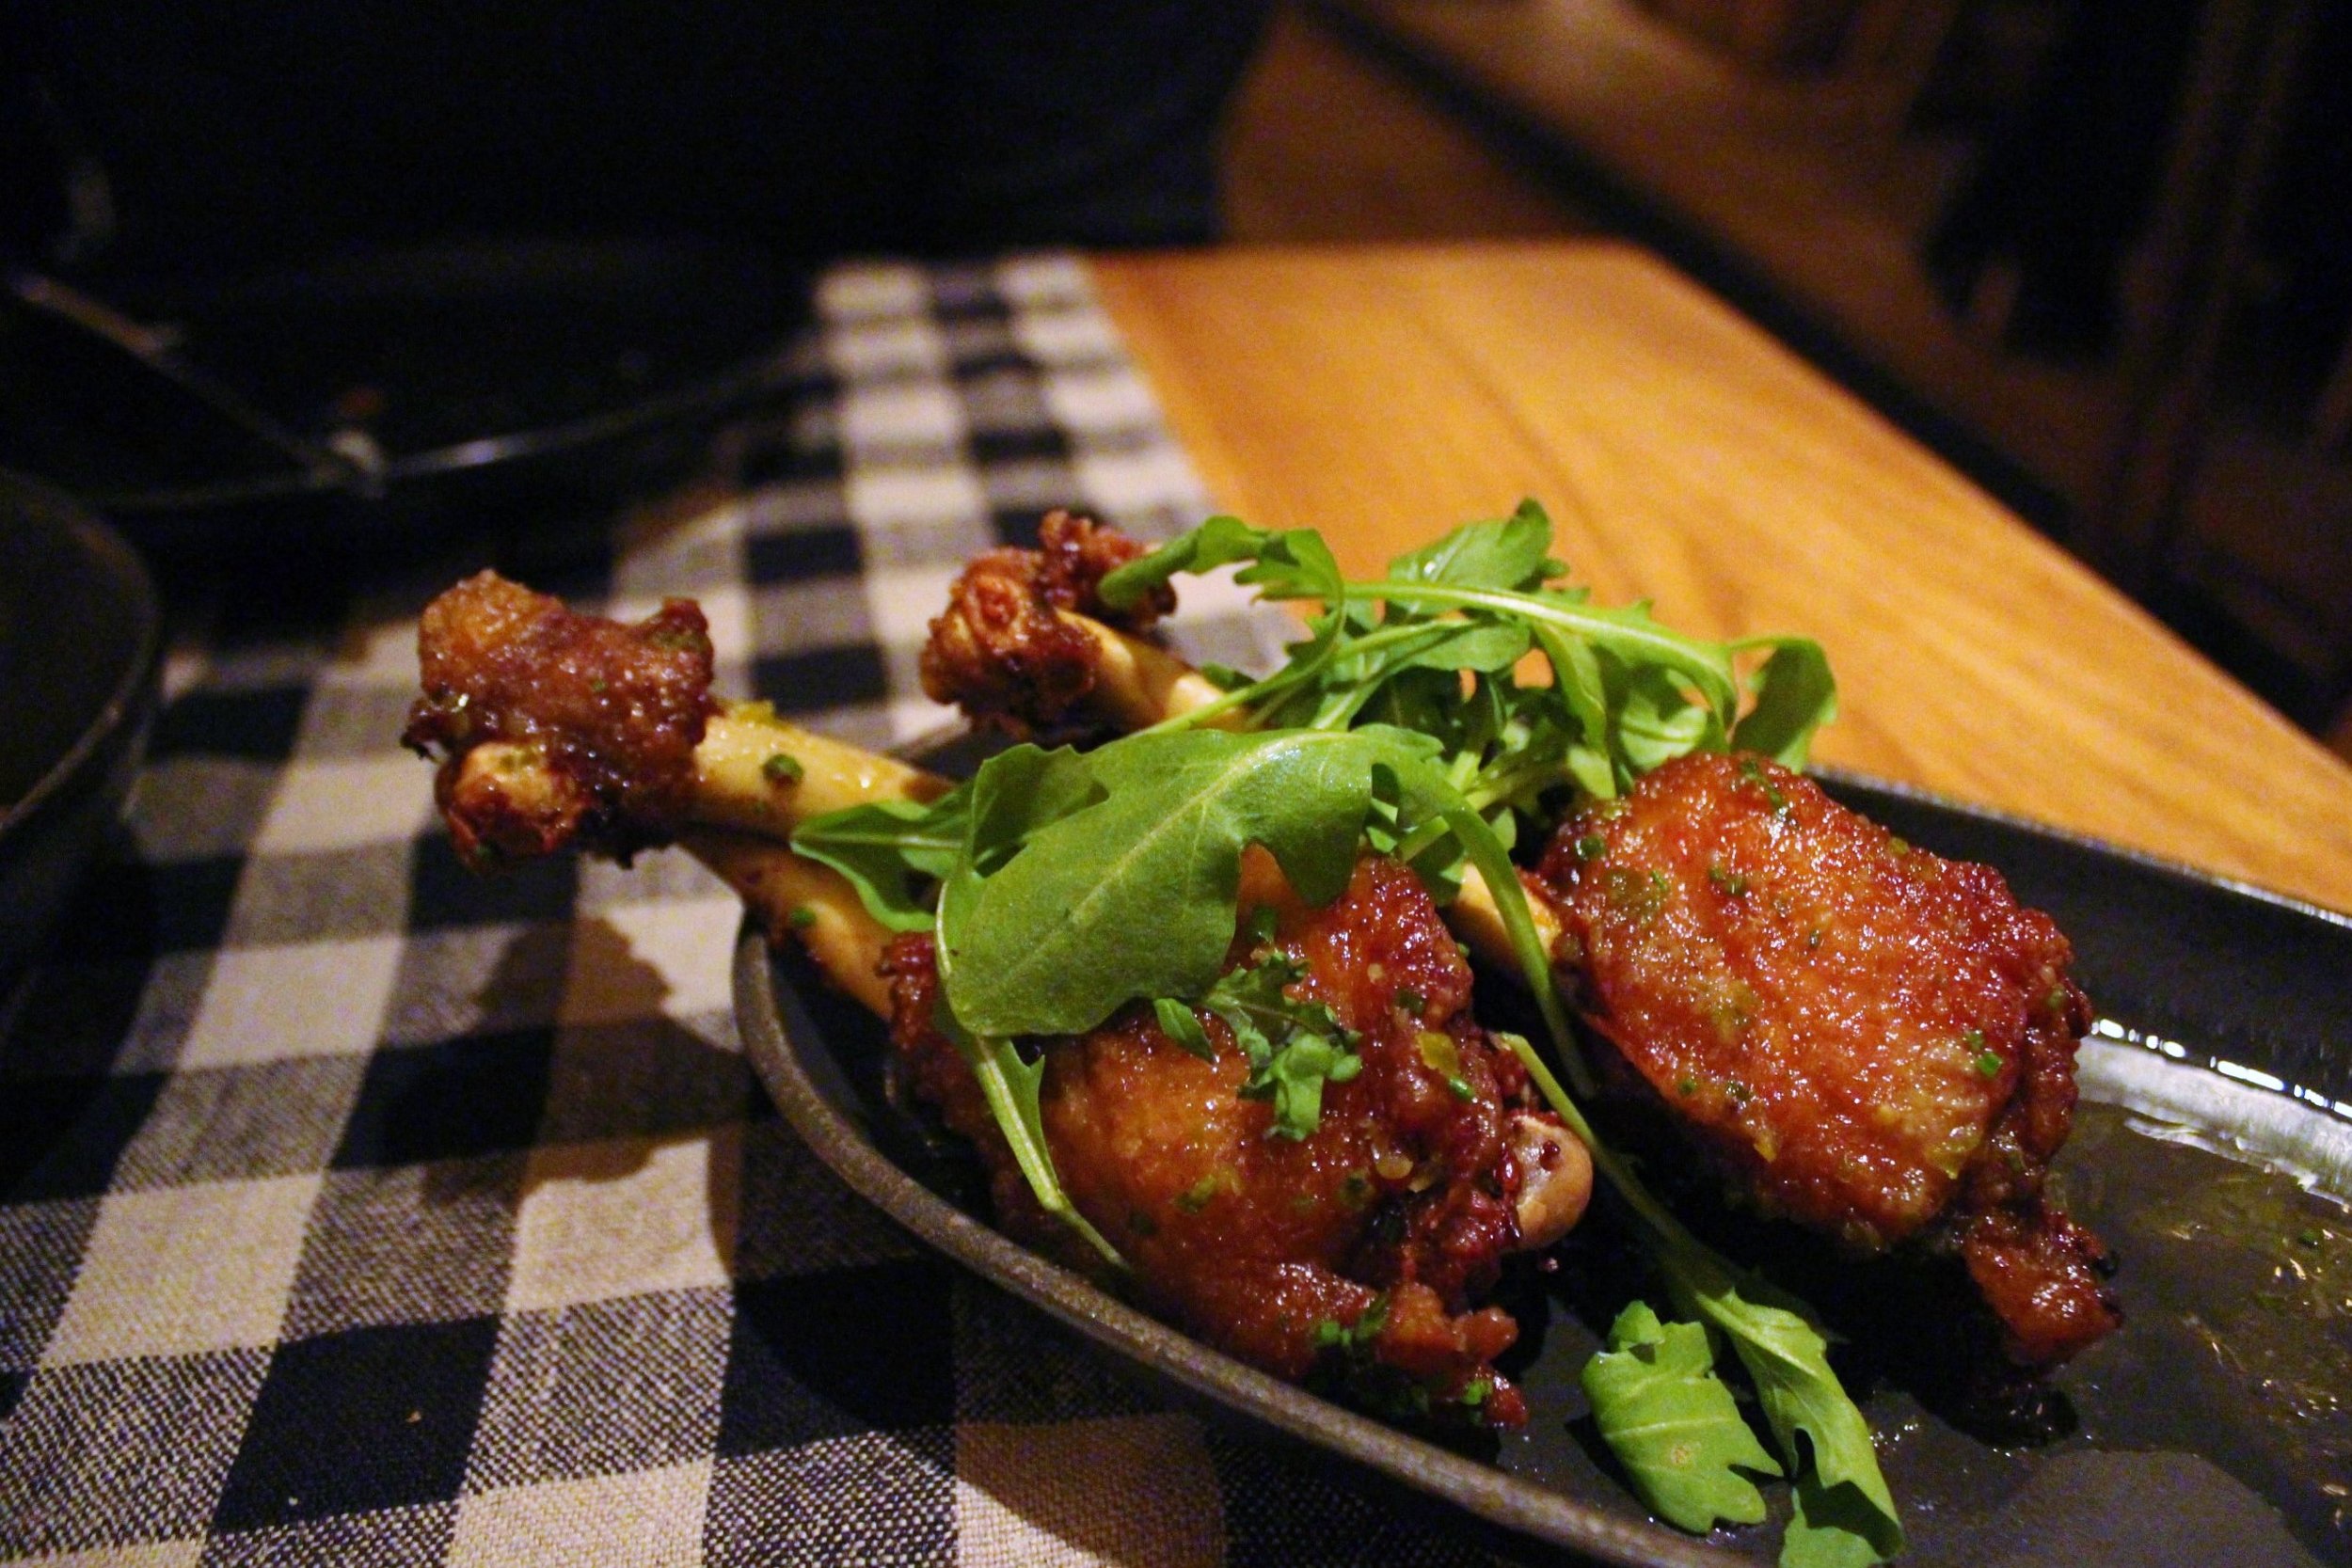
[919,510,1174,733]
[405,566,1597,1425]
[1536,752,2120,1365]
[884,852,1587,1425]
[404,572,716,863]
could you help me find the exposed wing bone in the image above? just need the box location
[414,573,1599,1419]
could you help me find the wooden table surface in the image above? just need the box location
[1091,241,2352,916]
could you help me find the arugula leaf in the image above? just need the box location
[939,727,1435,1039]
[930,774,1125,1271]
[1233,526,1348,607]
[1615,662,1724,775]
[928,996,1125,1270]
[1122,504,1836,867]
[1179,952,1363,1139]
[1785,1467,1906,1568]
[1097,514,1275,610]
[1385,499,1558,592]
[1581,1301,1780,1532]
[1663,1252,1904,1566]
[1730,639,1838,768]
[961,743,1104,874]
[1152,997,1216,1062]
[789,787,972,932]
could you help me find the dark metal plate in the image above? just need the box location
[735,768,2352,1568]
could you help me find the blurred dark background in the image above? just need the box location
[2,0,2346,758]
[0,0,1274,267]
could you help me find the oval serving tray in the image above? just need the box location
[735,768,2352,1568]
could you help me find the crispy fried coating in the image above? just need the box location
[404,571,716,863]
[885,852,1559,1425]
[918,511,1174,733]
[1537,751,2119,1365]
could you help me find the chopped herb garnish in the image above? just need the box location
[786,906,818,930]
[1152,997,1216,1062]
[1975,1049,2003,1078]
[1708,862,1750,896]
[1169,952,1364,1139]
[1313,1292,1392,1354]
[762,752,804,784]
[1738,756,1790,814]
[1176,1172,1226,1213]
[1396,987,1426,1016]
[1606,866,1674,923]
[1415,1029,1465,1079]
[1576,832,1609,860]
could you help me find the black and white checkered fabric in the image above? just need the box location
[0,256,1511,1567]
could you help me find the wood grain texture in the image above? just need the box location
[1089,241,2352,913]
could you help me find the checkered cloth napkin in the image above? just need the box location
[0,257,1522,1568]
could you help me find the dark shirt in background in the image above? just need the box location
[5,1,1274,277]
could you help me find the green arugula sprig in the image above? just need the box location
[1155,951,1363,1140]
[790,793,970,932]
[1101,499,1836,816]
[792,505,1892,1562]
[1581,1301,1782,1531]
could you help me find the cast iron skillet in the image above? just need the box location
[0,472,159,983]
[0,239,806,558]
[736,761,2352,1568]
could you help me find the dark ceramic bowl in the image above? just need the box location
[0,473,161,984]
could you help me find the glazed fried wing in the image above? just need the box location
[917,509,1187,736]
[884,850,1588,1424]
[405,572,947,872]
[1535,752,2120,1365]
[406,570,1593,1425]
[405,571,718,863]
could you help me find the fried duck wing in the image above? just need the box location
[405,571,946,867]
[405,571,719,863]
[918,509,1219,734]
[406,571,1595,1418]
[884,850,1588,1425]
[1535,751,2120,1366]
